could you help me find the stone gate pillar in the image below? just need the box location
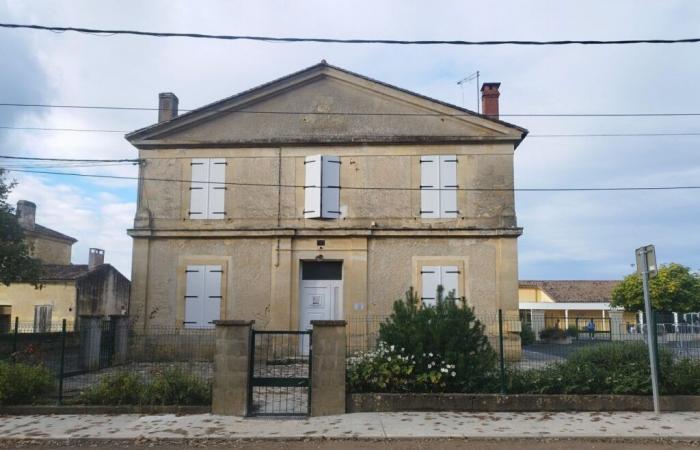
[608,310,625,340]
[531,310,546,341]
[212,320,254,416]
[310,320,346,416]
[79,316,102,371]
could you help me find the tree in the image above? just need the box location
[0,169,42,287]
[611,263,700,313]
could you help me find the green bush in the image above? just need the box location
[0,362,53,405]
[509,341,673,395]
[368,287,497,392]
[519,323,535,346]
[538,327,567,341]
[143,367,211,405]
[565,325,579,338]
[664,358,700,395]
[80,368,212,406]
[79,371,145,405]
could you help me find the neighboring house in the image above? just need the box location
[518,280,638,334]
[125,61,528,332]
[0,201,130,331]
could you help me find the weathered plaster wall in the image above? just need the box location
[76,266,131,317]
[25,234,72,265]
[0,282,76,324]
[367,237,519,317]
[136,143,516,230]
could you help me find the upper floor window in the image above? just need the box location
[304,155,341,219]
[189,158,226,219]
[420,155,458,219]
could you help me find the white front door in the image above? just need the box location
[299,279,343,331]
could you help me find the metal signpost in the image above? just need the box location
[636,244,660,414]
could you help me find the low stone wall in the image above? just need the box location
[347,393,700,413]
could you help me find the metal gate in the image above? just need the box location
[247,330,312,416]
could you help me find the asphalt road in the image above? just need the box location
[1,440,699,449]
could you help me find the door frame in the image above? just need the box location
[298,260,344,331]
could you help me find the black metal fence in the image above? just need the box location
[247,330,311,416]
[347,310,700,393]
[0,318,214,405]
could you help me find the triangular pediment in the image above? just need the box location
[127,63,527,148]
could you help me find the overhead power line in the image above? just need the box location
[5,168,700,193]
[1,23,699,46]
[2,125,700,139]
[0,155,139,162]
[2,102,700,118]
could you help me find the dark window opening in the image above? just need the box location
[301,261,342,280]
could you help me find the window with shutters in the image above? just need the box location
[420,155,458,218]
[304,155,341,219]
[184,265,222,328]
[420,265,460,306]
[189,158,226,219]
[33,305,52,332]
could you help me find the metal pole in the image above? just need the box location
[58,319,67,405]
[640,251,661,414]
[498,309,506,394]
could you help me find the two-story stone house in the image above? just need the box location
[126,62,527,333]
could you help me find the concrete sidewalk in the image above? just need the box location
[0,412,699,441]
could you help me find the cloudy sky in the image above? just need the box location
[1,0,699,280]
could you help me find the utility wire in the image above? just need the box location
[0,155,139,162]
[2,126,700,139]
[2,102,700,118]
[6,168,700,193]
[1,23,699,46]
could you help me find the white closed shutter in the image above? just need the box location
[420,156,440,219]
[321,156,341,218]
[304,155,322,219]
[440,266,460,299]
[420,266,440,307]
[203,265,222,327]
[189,159,209,219]
[208,158,226,219]
[439,156,458,218]
[184,265,205,328]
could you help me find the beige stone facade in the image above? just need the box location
[126,62,527,332]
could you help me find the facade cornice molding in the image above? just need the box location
[127,227,523,238]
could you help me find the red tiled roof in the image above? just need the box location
[519,280,620,303]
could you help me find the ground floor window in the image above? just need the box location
[184,265,222,328]
[420,265,459,306]
[33,305,52,332]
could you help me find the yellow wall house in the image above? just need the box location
[518,280,638,339]
[0,201,131,332]
[125,62,528,343]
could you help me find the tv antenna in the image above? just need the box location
[457,71,480,113]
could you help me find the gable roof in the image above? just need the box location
[24,223,77,244]
[126,61,528,148]
[40,263,127,282]
[519,280,620,303]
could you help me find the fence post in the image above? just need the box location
[58,319,67,405]
[651,311,662,387]
[498,309,506,395]
[12,316,19,354]
[211,320,254,416]
[310,320,347,416]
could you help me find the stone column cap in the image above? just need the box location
[311,320,347,327]
[213,320,255,326]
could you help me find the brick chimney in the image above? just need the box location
[16,200,36,230]
[158,92,179,123]
[88,248,105,270]
[481,82,501,119]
